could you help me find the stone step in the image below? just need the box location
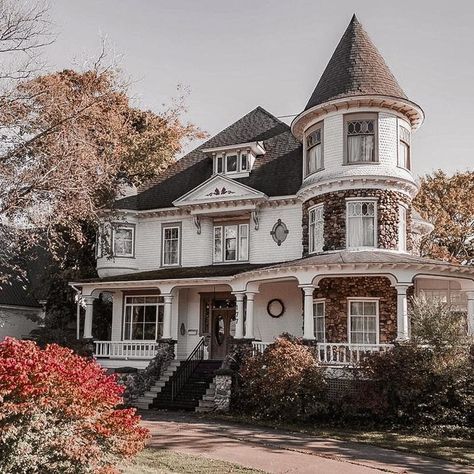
[205,388,215,396]
[195,406,213,413]
[202,394,215,402]
[144,390,161,397]
[134,402,151,410]
[198,400,215,408]
[137,395,155,403]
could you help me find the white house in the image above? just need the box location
[73,16,474,378]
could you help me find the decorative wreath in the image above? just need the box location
[267,298,285,318]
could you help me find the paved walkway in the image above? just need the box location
[141,411,472,474]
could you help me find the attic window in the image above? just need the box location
[214,151,252,176]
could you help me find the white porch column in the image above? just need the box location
[111,291,123,341]
[162,294,173,339]
[466,291,474,336]
[395,284,411,341]
[300,285,315,340]
[83,295,95,339]
[244,292,257,339]
[233,292,245,339]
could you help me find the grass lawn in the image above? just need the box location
[206,414,473,466]
[121,448,264,474]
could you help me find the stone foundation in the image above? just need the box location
[302,189,413,255]
[314,276,397,343]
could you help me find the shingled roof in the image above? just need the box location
[304,15,407,111]
[115,107,302,211]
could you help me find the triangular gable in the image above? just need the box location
[173,175,267,207]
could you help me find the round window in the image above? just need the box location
[267,299,285,318]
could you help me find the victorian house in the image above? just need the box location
[73,16,474,408]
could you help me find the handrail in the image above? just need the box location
[171,337,205,401]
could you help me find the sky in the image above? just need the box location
[44,0,474,176]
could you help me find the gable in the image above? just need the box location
[115,107,303,211]
[173,175,266,207]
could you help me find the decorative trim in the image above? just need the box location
[193,215,201,234]
[205,187,236,197]
[252,209,260,230]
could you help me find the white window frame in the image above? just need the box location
[123,295,165,341]
[214,151,252,176]
[161,223,181,267]
[344,113,378,164]
[305,123,323,176]
[398,204,407,252]
[398,125,411,170]
[112,224,135,257]
[313,299,326,342]
[346,198,378,249]
[213,222,249,263]
[309,204,324,254]
[347,298,380,345]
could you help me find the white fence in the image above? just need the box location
[252,341,393,366]
[94,341,160,359]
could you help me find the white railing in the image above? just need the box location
[317,343,393,366]
[251,341,393,366]
[94,341,160,359]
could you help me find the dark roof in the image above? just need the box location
[0,276,41,308]
[80,262,273,283]
[115,107,302,211]
[304,15,407,111]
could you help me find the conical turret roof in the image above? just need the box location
[304,15,407,111]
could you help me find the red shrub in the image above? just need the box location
[0,337,149,473]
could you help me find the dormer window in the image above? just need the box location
[305,123,323,176]
[344,113,378,163]
[205,141,265,178]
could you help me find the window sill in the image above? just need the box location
[342,161,380,166]
[396,165,411,172]
[161,264,181,268]
[304,168,325,178]
[212,260,249,265]
[112,255,136,259]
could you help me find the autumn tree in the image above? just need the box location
[414,170,474,263]
[0,337,149,473]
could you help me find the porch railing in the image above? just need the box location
[171,337,205,401]
[252,341,393,366]
[94,341,160,359]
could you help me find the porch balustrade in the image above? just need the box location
[251,341,393,366]
[94,341,160,359]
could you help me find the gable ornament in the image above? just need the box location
[205,187,236,197]
[270,219,289,246]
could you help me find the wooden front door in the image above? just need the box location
[210,308,235,360]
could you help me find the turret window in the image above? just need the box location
[398,126,411,169]
[305,125,323,175]
[346,200,377,248]
[309,204,324,253]
[345,114,377,163]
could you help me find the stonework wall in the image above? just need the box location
[314,276,397,343]
[302,189,413,255]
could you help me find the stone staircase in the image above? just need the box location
[132,359,181,410]
[195,376,217,413]
[151,360,222,411]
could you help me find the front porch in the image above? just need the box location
[73,255,474,370]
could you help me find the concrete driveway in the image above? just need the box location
[140,411,472,474]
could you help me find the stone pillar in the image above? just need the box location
[395,284,411,341]
[214,373,232,412]
[83,295,95,339]
[466,291,474,336]
[162,294,173,340]
[300,285,315,340]
[244,292,257,339]
[233,292,245,339]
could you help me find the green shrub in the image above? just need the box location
[234,335,328,421]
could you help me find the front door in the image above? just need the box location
[210,308,235,360]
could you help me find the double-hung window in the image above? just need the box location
[162,224,181,266]
[398,125,411,169]
[348,299,379,344]
[214,223,249,263]
[313,300,325,342]
[346,114,377,163]
[214,152,251,175]
[306,125,323,175]
[346,200,377,248]
[309,205,324,253]
[112,224,135,257]
[398,205,407,252]
[123,296,164,340]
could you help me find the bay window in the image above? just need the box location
[162,224,181,266]
[348,299,379,344]
[345,114,377,163]
[214,223,249,263]
[305,124,323,175]
[313,300,325,342]
[398,125,411,169]
[309,204,324,253]
[123,296,164,340]
[112,224,135,257]
[346,200,377,248]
